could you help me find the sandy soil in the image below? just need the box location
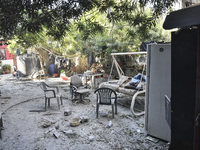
[0,74,169,150]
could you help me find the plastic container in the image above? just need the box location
[108,121,112,128]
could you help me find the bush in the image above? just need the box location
[2,64,11,72]
[0,69,3,75]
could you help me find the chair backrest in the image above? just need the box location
[40,82,48,91]
[94,88,117,105]
[70,75,82,87]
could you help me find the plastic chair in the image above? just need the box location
[40,82,63,110]
[130,90,145,116]
[71,85,90,105]
[70,75,83,88]
[70,75,90,104]
[94,88,117,119]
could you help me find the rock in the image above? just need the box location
[79,116,89,123]
[88,135,94,141]
[55,123,59,130]
[63,130,76,136]
[53,131,60,138]
[42,121,51,128]
[137,129,141,133]
[63,130,77,138]
[145,136,159,143]
[64,110,72,116]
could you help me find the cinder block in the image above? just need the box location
[64,110,72,116]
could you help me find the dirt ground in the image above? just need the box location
[0,74,169,150]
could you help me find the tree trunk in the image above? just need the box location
[38,48,50,76]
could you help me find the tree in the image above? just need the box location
[7,27,79,75]
[0,0,176,40]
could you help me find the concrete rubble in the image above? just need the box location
[0,74,169,150]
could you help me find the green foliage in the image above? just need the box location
[0,0,176,40]
[6,0,172,72]
[2,64,11,71]
[60,70,65,73]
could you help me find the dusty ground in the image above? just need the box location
[0,74,169,150]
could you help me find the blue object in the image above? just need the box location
[49,64,55,75]
[129,74,146,87]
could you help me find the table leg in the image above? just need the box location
[91,76,95,89]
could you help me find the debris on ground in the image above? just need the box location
[42,120,51,128]
[0,74,169,150]
[69,118,81,127]
[64,110,72,116]
[62,130,77,138]
[79,116,89,123]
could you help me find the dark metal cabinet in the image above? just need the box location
[170,28,200,150]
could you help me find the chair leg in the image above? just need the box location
[57,96,60,110]
[96,103,99,118]
[112,104,114,119]
[45,97,47,111]
[80,94,83,102]
[71,89,74,100]
[115,101,117,114]
[60,96,63,105]
[48,98,50,107]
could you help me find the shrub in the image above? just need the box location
[2,64,11,72]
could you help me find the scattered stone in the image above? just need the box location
[40,137,45,141]
[145,136,159,143]
[55,123,59,130]
[53,131,60,138]
[88,135,94,141]
[62,130,78,138]
[137,123,144,128]
[42,121,51,128]
[64,110,72,116]
[79,116,89,123]
[45,127,56,135]
[110,130,115,134]
[63,130,76,136]
[137,129,141,133]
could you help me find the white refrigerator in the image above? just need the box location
[145,43,171,142]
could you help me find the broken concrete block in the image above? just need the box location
[64,110,72,116]
[53,131,60,138]
[79,116,89,123]
[42,121,51,128]
[145,136,159,143]
[55,123,59,130]
[63,130,76,136]
[62,130,77,138]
